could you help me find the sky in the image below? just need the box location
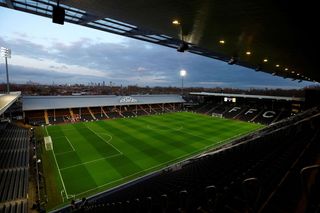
[0,7,318,89]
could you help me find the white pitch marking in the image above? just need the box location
[59,153,122,171]
[45,126,69,200]
[85,125,123,154]
[65,136,75,151]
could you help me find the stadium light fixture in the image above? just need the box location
[1,47,11,94]
[172,19,189,52]
[180,69,187,95]
[52,0,65,25]
[172,20,180,25]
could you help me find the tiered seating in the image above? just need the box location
[209,102,233,115]
[47,109,71,124]
[68,109,320,213]
[0,200,28,213]
[237,106,262,121]
[90,107,105,120]
[195,102,292,125]
[195,103,212,114]
[79,108,94,121]
[253,109,279,125]
[0,168,28,202]
[135,106,148,116]
[104,107,122,119]
[163,103,174,112]
[223,105,248,118]
[25,110,45,125]
[121,105,136,117]
[154,104,165,113]
[0,123,29,212]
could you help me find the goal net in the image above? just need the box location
[44,136,53,151]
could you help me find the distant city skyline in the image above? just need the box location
[0,7,318,89]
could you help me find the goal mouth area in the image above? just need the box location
[44,136,53,151]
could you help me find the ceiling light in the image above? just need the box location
[246,51,251,55]
[263,59,268,62]
[172,20,180,25]
[291,71,295,74]
[276,64,280,67]
[297,73,300,76]
[284,68,288,71]
[219,40,225,44]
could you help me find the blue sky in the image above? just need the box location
[0,7,318,89]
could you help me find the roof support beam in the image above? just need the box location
[5,0,14,9]
[79,13,100,25]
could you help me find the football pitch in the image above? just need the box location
[42,112,264,207]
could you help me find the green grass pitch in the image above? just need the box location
[42,112,264,207]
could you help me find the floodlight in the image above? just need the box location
[1,47,11,93]
[1,47,11,58]
[180,69,187,77]
[180,69,186,95]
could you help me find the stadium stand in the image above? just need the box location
[54,106,320,213]
[0,122,29,213]
[24,110,45,126]
[0,200,28,213]
[90,107,105,120]
[192,93,298,125]
[23,95,184,124]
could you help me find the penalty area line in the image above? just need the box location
[65,136,75,151]
[59,153,122,171]
[85,125,123,155]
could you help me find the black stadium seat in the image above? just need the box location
[0,123,29,210]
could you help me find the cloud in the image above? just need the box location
[197,81,226,86]
[0,35,318,88]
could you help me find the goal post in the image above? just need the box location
[44,136,53,151]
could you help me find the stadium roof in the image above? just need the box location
[0,0,318,83]
[190,92,305,102]
[0,92,21,115]
[22,94,185,111]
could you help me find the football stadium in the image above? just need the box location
[1,1,320,213]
